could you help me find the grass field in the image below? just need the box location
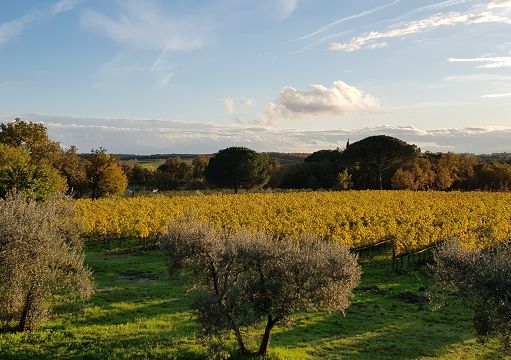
[0,242,509,359]
[137,160,165,171]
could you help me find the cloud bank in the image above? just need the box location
[1,114,509,155]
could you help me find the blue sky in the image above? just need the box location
[1,0,510,154]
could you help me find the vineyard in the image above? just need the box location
[76,191,511,254]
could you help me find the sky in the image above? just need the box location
[0,0,510,154]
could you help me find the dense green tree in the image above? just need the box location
[127,164,153,188]
[304,149,342,164]
[279,148,346,190]
[157,156,193,181]
[280,161,338,189]
[205,147,273,193]
[342,135,420,190]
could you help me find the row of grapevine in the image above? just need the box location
[75,191,511,255]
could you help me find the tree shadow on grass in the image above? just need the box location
[269,261,482,359]
[0,328,205,360]
[1,251,500,359]
[0,276,203,360]
[0,248,204,360]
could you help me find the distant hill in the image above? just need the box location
[479,153,511,162]
[108,152,309,165]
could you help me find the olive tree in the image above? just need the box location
[161,220,361,356]
[0,194,94,332]
[434,240,511,344]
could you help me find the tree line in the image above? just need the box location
[124,135,511,193]
[1,118,511,200]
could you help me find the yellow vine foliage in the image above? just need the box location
[75,191,511,255]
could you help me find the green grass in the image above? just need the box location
[137,160,165,171]
[0,243,509,359]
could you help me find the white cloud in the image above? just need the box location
[482,92,511,98]
[297,0,400,41]
[448,56,511,68]
[413,0,475,13]
[258,81,380,124]
[0,12,39,45]
[53,0,83,15]
[330,10,511,52]
[2,114,509,154]
[224,98,235,113]
[443,73,511,82]
[488,0,511,9]
[223,98,254,114]
[81,1,204,52]
[240,98,255,107]
[277,0,298,21]
[368,42,388,49]
[150,52,175,87]
[0,0,84,46]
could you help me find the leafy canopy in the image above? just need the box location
[205,147,275,193]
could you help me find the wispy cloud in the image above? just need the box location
[257,81,379,125]
[297,0,400,41]
[0,13,38,45]
[443,73,511,82]
[0,0,83,46]
[81,1,205,52]
[240,98,254,108]
[276,0,299,21]
[482,92,511,98]
[488,0,511,9]
[150,52,175,87]
[330,9,511,52]
[53,0,84,15]
[408,0,476,15]
[448,56,511,68]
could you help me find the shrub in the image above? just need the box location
[0,194,94,332]
[161,220,361,356]
[434,239,511,344]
